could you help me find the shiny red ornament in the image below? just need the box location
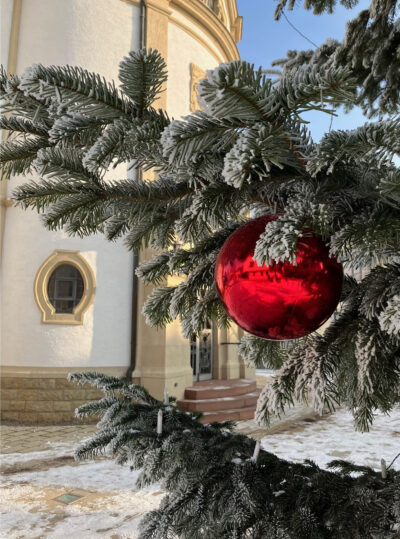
[215,216,343,340]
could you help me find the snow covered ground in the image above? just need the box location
[1,442,163,539]
[1,408,399,538]
[260,408,400,471]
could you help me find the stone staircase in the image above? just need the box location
[177,379,260,423]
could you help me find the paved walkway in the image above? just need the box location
[1,402,318,456]
[1,424,97,454]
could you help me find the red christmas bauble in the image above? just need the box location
[215,216,343,340]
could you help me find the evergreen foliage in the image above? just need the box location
[69,372,399,539]
[1,5,400,536]
[273,0,400,116]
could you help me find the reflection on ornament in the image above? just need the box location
[214,216,343,340]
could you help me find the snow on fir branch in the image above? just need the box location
[2,42,400,431]
[67,372,400,538]
[1,3,400,531]
[379,294,400,337]
[273,0,400,116]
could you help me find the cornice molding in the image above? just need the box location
[0,365,128,378]
[120,0,240,61]
[145,0,172,17]
[120,0,141,5]
[225,0,242,42]
[171,0,240,62]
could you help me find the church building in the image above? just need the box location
[0,0,257,424]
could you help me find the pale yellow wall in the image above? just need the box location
[137,0,242,398]
[169,8,226,64]
[215,326,255,380]
[167,21,223,117]
[163,274,194,396]
[163,12,226,392]
[159,1,246,392]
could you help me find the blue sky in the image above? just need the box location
[236,0,371,141]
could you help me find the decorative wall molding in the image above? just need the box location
[0,198,14,207]
[190,63,206,111]
[0,365,127,378]
[34,250,96,325]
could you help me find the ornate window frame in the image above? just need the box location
[34,250,96,325]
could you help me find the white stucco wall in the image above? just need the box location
[15,0,140,80]
[1,0,141,368]
[0,0,15,199]
[0,0,14,68]
[1,0,240,378]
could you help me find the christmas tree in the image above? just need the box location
[1,0,399,536]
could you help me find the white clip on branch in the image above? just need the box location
[251,440,261,463]
[164,387,169,405]
[157,409,163,436]
[381,458,387,479]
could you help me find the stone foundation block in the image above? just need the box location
[85,389,103,400]
[29,401,55,412]
[0,368,128,424]
[62,389,87,401]
[18,412,40,423]
[7,401,26,411]
[54,378,75,388]
[2,411,20,421]
[53,401,72,412]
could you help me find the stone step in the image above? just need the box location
[199,405,256,423]
[177,390,260,412]
[184,379,257,400]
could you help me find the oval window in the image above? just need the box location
[47,264,84,314]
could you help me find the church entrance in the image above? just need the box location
[190,321,213,381]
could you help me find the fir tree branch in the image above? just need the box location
[162,112,242,167]
[19,63,135,119]
[0,137,49,179]
[0,116,49,138]
[118,49,167,114]
[1,70,52,124]
[48,114,108,146]
[238,334,288,370]
[273,0,400,115]
[252,264,400,432]
[136,223,240,285]
[66,373,400,538]
[197,61,273,121]
[308,118,400,176]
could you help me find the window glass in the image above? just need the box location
[47,264,84,313]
